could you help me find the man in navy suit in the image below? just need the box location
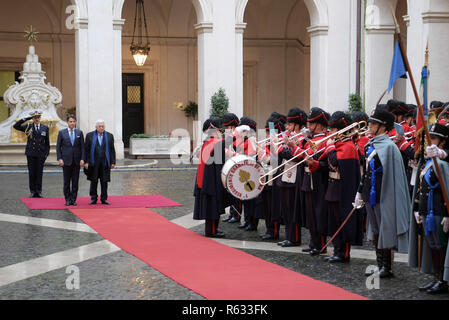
[13,110,50,198]
[57,114,85,206]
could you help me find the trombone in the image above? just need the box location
[259,121,366,186]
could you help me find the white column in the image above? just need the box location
[364,26,395,114]
[195,22,214,126]
[325,0,357,113]
[113,18,125,159]
[405,0,424,104]
[195,0,242,127]
[74,0,124,159]
[235,23,246,119]
[74,18,89,136]
[307,26,328,108]
[422,6,449,102]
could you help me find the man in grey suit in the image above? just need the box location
[56,114,85,206]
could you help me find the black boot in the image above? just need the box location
[365,248,383,277]
[427,249,449,294]
[379,249,393,278]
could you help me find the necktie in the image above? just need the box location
[70,130,74,146]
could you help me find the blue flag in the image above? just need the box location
[388,41,407,93]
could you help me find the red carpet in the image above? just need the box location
[70,207,367,300]
[21,195,181,210]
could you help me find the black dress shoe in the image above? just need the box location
[278,240,288,246]
[281,240,300,247]
[378,267,393,278]
[328,256,349,263]
[222,216,231,222]
[65,200,71,206]
[30,193,36,198]
[302,248,312,253]
[419,280,438,292]
[101,200,110,205]
[245,225,257,231]
[71,201,77,206]
[324,255,333,261]
[89,200,97,205]
[261,234,278,240]
[228,217,240,224]
[36,193,43,198]
[309,248,321,256]
[206,231,225,238]
[427,281,448,294]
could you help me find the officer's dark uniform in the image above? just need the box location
[13,111,50,197]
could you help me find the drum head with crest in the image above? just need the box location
[221,155,265,200]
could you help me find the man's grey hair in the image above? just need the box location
[95,119,105,126]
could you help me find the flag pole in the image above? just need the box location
[391,12,449,217]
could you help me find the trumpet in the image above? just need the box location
[256,131,288,145]
[258,121,366,186]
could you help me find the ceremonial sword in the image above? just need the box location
[320,203,364,254]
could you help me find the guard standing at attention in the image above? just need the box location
[13,110,50,198]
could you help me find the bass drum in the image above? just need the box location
[221,155,265,200]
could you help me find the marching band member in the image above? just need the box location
[354,108,411,278]
[237,116,260,232]
[193,117,227,238]
[411,123,449,294]
[322,112,364,263]
[276,107,308,247]
[221,113,242,224]
[259,116,285,240]
[301,107,330,256]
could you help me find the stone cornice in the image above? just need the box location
[422,12,449,24]
[365,24,396,34]
[235,23,247,34]
[75,18,88,30]
[194,22,213,35]
[306,25,328,37]
[113,19,126,31]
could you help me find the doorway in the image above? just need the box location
[122,73,144,148]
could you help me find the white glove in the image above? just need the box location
[414,211,421,225]
[352,192,364,209]
[426,144,447,159]
[300,127,311,138]
[442,217,449,233]
[235,125,251,136]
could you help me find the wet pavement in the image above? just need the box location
[0,158,448,300]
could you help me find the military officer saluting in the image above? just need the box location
[13,110,50,197]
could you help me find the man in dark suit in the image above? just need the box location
[84,120,116,205]
[56,114,85,206]
[13,110,50,198]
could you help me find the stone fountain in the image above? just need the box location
[0,45,67,164]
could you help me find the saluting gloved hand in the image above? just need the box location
[441,217,449,233]
[426,144,447,159]
[352,192,364,209]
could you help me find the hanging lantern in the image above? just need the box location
[130,0,150,66]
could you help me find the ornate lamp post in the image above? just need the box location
[130,0,150,66]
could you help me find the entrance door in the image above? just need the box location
[122,73,144,148]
